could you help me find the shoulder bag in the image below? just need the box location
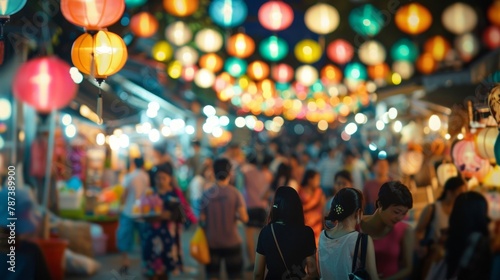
[349,232,371,280]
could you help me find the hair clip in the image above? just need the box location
[334,204,343,215]
[273,204,278,208]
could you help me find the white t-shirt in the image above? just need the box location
[122,169,150,217]
[319,230,360,280]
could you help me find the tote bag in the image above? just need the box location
[189,227,210,264]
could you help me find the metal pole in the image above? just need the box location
[42,111,56,211]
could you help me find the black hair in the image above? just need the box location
[290,153,301,165]
[438,176,466,201]
[301,169,319,187]
[246,151,258,165]
[445,191,490,278]
[133,157,145,169]
[376,181,413,210]
[153,163,173,177]
[271,163,292,191]
[326,188,363,222]
[334,170,352,184]
[192,140,201,147]
[344,149,356,158]
[213,158,232,181]
[269,186,305,226]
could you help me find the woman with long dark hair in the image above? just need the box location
[253,186,319,280]
[299,169,326,245]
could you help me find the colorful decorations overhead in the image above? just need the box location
[125,0,147,8]
[487,1,500,27]
[163,0,198,17]
[209,0,247,28]
[295,65,318,87]
[130,12,158,38]
[424,35,451,61]
[199,53,223,73]
[390,38,419,62]
[475,128,499,165]
[441,2,477,35]
[259,36,288,62]
[226,33,255,59]
[416,53,437,74]
[344,62,367,81]
[320,65,342,84]
[224,57,247,78]
[326,39,354,65]
[452,139,491,182]
[358,40,386,66]
[13,56,77,113]
[483,26,500,49]
[165,21,192,46]
[195,28,223,53]
[349,4,384,37]
[175,46,199,66]
[395,3,432,35]
[61,0,125,30]
[392,61,414,80]
[247,61,270,81]
[294,39,322,64]
[271,63,294,83]
[152,40,173,62]
[194,68,216,88]
[258,1,294,31]
[0,0,27,64]
[455,33,480,62]
[304,3,339,35]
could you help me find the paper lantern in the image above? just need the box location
[484,165,500,187]
[224,57,247,78]
[488,85,500,127]
[152,40,173,62]
[475,128,499,164]
[61,0,125,30]
[295,65,318,87]
[209,0,247,28]
[455,33,480,62]
[226,33,255,58]
[125,0,147,8]
[368,63,390,80]
[247,61,269,81]
[496,135,500,165]
[71,31,128,79]
[327,39,354,65]
[442,3,477,35]
[165,21,192,46]
[349,4,384,37]
[182,65,197,82]
[358,40,386,66]
[488,2,500,27]
[199,53,223,73]
[194,68,215,88]
[258,1,294,31]
[163,0,198,17]
[398,150,424,176]
[483,26,500,49]
[0,0,26,16]
[416,53,436,74]
[452,139,491,181]
[344,62,367,81]
[271,63,294,83]
[295,39,322,64]
[195,28,223,53]
[320,65,342,84]
[259,36,288,62]
[304,3,339,35]
[214,72,234,92]
[390,38,419,62]
[392,61,414,79]
[436,162,458,187]
[175,46,198,66]
[167,60,182,79]
[130,12,158,38]
[424,36,451,62]
[13,56,77,113]
[395,3,432,35]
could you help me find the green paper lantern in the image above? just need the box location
[125,0,148,8]
[224,57,247,78]
[344,62,367,80]
[391,38,419,62]
[348,4,384,37]
[259,36,288,62]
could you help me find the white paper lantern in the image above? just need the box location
[165,21,192,46]
[194,68,216,88]
[295,65,318,87]
[358,40,386,66]
[195,28,223,53]
[175,46,199,66]
[392,61,414,79]
[442,3,477,35]
[455,33,480,62]
[304,3,340,35]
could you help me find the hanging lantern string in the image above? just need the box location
[97,84,103,125]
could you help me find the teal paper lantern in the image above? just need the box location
[276,82,290,91]
[344,62,367,80]
[348,4,384,37]
[391,38,419,62]
[224,57,247,78]
[125,0,148,8]
[0,0,27,16]
[209,0,248,28]
[259,36,288,62]
[495,133,500,164]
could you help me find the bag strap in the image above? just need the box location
[423,203,436,241]
[271,224,291,277]
[351,232,362,273]
[359,233,368,270]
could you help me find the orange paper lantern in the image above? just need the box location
[416,53,437,74]
[61,0,125,30]
[163,0,198,17]
[130,12,159,38]
[395,3,432,35]
[226,33,255,58]
[247,61,269,81]
[368,63,390,80]
[488,1,500,27]
[199,53,223,73]
[424,35,451,62]
[320,65,342,84]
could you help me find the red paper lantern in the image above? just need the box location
[483,26,500,49]
[271,63,294,83]
[182,65,197,82]
[452,139,491,182]
[61,0,125,30]
[13,56,77,113]
[258,1,294,31]
[327,39,354,65]
[130,12,159,38]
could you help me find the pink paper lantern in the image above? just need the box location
[327,39,354,65]
[452,139,491,182]
[258,1,294,31]
[271,63,294,83]
[13,56,77,113]
[483,26,500,49]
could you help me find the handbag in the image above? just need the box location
[189,227,210,264]
[349,233,371,280]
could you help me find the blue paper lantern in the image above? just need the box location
[209,0,248,28]
[0,0,27,16]
[224,57,247,78]
[348,4,384,37]
[391,38,419,62]
[259,36,288,62]
[344,62,368,80]
[125,0,148,8]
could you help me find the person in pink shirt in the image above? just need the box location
[360,181,414,280]
[363,158,390,215]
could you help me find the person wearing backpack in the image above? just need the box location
[319,188,380,280]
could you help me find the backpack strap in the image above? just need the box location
[359,233,368,270]
[351,232,362,273]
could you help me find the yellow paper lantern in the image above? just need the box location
[395,3,432,35]
[152,40,173,62]
[168,60,183,79]
[165,21,192,46]
[358,40,386,66]
[295,39,322,64]
[484,165,500,187]
[163,0,198,17]
[247,61,270,81]
[227,33,255,58]
[304,3,339,35]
